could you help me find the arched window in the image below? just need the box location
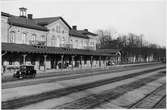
[56,24,60,33]
[51,35,56,46]
[62,37,65,44]
[9,31,15,43]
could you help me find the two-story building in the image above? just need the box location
[1,8,121,74]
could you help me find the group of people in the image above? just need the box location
[57,61,80,69]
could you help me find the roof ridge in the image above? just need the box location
[34,16,61,19]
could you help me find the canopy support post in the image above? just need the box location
[61,55,64,71]
[23,54,27,65]
[44,55,47,71]
[72,55,74,70]
[91,56,93,68]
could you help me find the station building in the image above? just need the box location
[1,7,121,74]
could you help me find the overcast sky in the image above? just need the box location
[1,0,166,46]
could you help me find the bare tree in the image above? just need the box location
[96,29,166,63]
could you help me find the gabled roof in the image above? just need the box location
[34,17,90,39]
[8,16,48,31]
[34,17,71,29]
[78,30,97,36]
[69,29,89,39]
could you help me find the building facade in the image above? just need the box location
[1,8,121,74]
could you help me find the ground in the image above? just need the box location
[2,63,166,109]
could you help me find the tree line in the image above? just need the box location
[96,29,166,63]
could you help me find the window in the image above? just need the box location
[9,31,15,43]
[32,34,36,41]
[51,35,56,46]
[62,37,65,44]
[58,26,61,33]
[22,32,27,44]
[41,35,45,41]
[81,40,83,47]
[85,41,87,46]
[56,26,58,33]
[76,40,78,48]
[56,24,60,33]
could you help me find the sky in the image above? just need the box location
[0,0,166,46]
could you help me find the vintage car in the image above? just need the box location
[13,65,36,78]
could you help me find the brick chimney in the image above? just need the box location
[28,14,33,19]
[72,25,77,30]
[84,29,88,32]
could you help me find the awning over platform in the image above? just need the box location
[2,43,118,56]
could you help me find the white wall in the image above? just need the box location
[46,19,70,47]
[88,35,97,50]
[1,16,9,42]
[69,36,89,49]
[5,25,47,44]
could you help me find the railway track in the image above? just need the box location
[55,71,166,109]
[2,64,165,89]
[153,95,166,108]
[128,84,166,109]
[2,66,165,109]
